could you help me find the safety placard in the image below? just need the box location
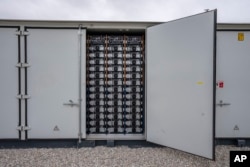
[217,81,224,88]
[238,33,244,41]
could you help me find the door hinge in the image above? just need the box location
[15,30,29,36]
[78,24,83,35]
[16,63,30,68]
[17,125,31,131]
[16,94,31,99]
[78,30,83,35]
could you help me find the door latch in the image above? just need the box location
[216,100,231,107]
[17,125,31,132]
[63,100,79,107]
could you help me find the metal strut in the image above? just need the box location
[78,25,83,144]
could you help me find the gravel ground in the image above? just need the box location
[0,145,249,167]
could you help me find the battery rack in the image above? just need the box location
[86,33,145,135]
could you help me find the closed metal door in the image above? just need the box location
[216,31,250,138]
[0,27,19,139]
[26,28,86,139]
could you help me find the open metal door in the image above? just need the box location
[146,10,216,159]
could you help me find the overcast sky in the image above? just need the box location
[0,0,249,23]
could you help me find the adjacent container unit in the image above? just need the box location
[5,10,250,160]
[216,30,250,138]
[0,26,20,139]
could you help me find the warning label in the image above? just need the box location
[238,33,244,41]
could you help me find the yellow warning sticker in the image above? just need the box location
[196,81,204,85]
[238,33,244,41]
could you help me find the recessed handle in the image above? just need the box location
[63,100,79,107]
[216,100,231,107]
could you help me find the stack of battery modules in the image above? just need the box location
[86,34,145,135]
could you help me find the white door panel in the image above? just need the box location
[27,28,85,139]
[146,11,216,159]
[0,27,19,139]
[216,31,250,138]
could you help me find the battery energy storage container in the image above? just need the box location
[2,10,242,160]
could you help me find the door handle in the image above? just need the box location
[63,100,79,107]
[216,100,231,107]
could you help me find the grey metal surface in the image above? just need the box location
[19,26,28,140]
[216,31,250,138]
[77,25,87,143]
[86,134,145,140]
[0,20,158,32]
[0,27,19,139]
[27,28,86,139]
[146,11,215,159]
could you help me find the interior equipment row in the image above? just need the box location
[86,34,145,134]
